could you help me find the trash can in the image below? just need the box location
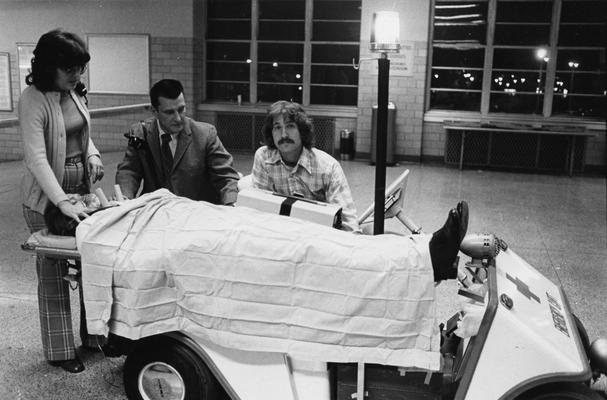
[370,102,396,165]
[340,129,355,160]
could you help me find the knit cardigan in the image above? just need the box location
[19,85,100,214]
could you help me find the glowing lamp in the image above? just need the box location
[370,12,401,52]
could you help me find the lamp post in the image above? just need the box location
[567,61,579,113]
[370,11,400,235]
[535,47,548,114]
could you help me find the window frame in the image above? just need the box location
[426,0,606,121]
[205,0,361,106]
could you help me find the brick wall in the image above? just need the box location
[421,121,446,162]
[355,41,427,162]
[0,36,196,161]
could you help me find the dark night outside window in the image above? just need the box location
[206,0,361,106]
[429,0,606,118]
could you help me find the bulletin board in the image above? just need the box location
[87,34,150,94]
[0,52,12,111]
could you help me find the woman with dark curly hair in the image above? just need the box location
[19,28,104,373]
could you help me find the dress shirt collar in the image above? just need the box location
[266,146,313,175]
[156,120,180,141]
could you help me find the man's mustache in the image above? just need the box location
[278,138,295,145]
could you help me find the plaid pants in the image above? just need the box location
[23,158,103,361]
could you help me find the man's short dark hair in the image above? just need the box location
[150,79,184,109]
[262,101,314,150]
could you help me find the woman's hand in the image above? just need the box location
[57,199,90,222]
[88,155,104,183]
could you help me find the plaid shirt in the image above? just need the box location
[252,146,360,232]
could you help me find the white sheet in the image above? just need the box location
[77,189,440,369]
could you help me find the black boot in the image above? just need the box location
[429,201,469,282]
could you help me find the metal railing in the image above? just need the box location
[0,103,151,128]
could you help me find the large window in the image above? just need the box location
[206,0,361,106]
[429,0,606,118]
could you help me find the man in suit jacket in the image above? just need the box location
[116,79,239,204]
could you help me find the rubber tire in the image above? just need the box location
[124,335,218,400]
[516,382,604,400]
[573,313,591,357]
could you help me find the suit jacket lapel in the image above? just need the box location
[173,118,192,169]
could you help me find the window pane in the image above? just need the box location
[313,21,360,42]
[258,43,303,63]
[207,82,250,101]
[493,48,547,70]
[556,50,604,71]
[430,90,481,111]
[207,42,250,61]
[496,1,552,23]
[259,0,305,19]
[554,72,606,95]
[431,69,482,90]
[312,44,359,63]
[494,24,550,46]
[434,1,488,44]
[209,0,251,18]
[561,1,607,23]
[311,65,358,85]
[310,85,358,106]
[491,70,545,93]
[552,95,606,118]
[432,48,484,68]
[558,24,606,47]
[314,0,361,20]
[258,84,303,103]
[259,21,304,40]
[490,93,543,114]
[258,64,303,83]
[434,24,487,44]
[208,20,251,40]
[207,62,250,81]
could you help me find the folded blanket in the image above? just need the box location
[77,189,440,369]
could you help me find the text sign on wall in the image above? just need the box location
[372,43,414,77]
[0,52,12,111]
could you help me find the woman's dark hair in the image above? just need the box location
[26,29,90,92]
[262,101,314,150]
[149,79,184,109]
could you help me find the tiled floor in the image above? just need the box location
[0,151,605,399]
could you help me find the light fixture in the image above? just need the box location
[567,61,580,112]
[536,48,547,60]
[370,11,401,52]
[369,11,400,235]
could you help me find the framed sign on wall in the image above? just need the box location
[87,34,150,95]
[0,52,12,111]
[17,43,35,93]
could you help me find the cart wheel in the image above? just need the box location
[573,313,591,357]
[124,335,219,400]
[516,382,603,400]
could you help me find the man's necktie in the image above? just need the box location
[161,133,173,178]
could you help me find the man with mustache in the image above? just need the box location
[116,79,239,204]
[251,101,360,232]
